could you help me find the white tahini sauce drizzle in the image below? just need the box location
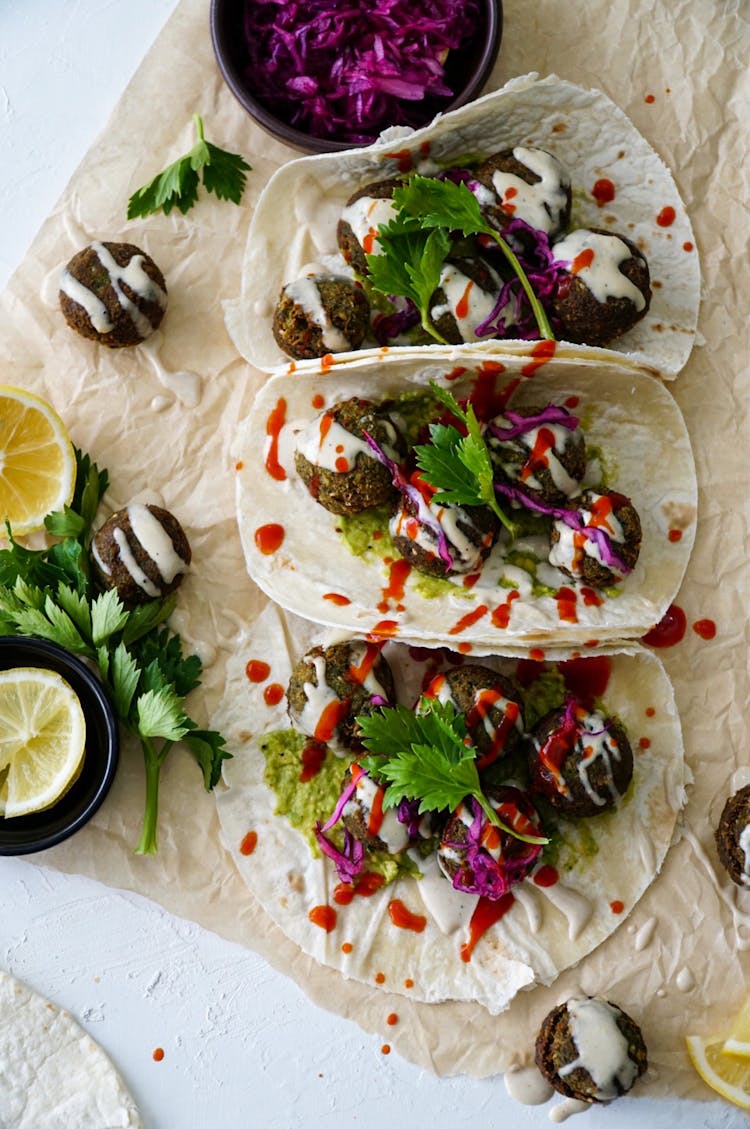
[511,883,543,933]
[549,494,626,577]
[60,241,167,339]
[504,1064,554,1105]
[296,413,396,473]
[572,710,625,808]
[410,848,478,935]
[551,229,647,310]
[633,916,657,952]
[429,261,504,341]
[548,1097,591,1123]
[340,196,396,258]
[389,497,488,575]
[112,528,160,598]
[285,276,352,352]
[294,655,345,745]
[90,537,112,576]
[739,823,750,885]
[127,503,188,585]
[343,771,409,854]
[489,147,570,234]
[676,966,696,992]
[558,997,638,1101]
[533,882,593,941]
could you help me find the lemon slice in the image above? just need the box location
[0,667,86,818]
[723,995,750,1058]
[0,385,76,535]
[686,1035,750,1110]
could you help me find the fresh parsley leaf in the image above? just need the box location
[366,214,451,344]
[127,115,251,220]
[183,729,230,791]
[55,584,92,638]
[91,589,129,646]
[132,628,203,698]
[108,643,141,721]
[359,699,547,845]
[136,687,190,743]
[45,507,86,540]
[121,596,176,646]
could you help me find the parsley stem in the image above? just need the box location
[476,791,549,846]
[135,737,162,856]
[193,113,204,143]
[483,226,555,341]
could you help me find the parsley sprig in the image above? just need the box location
[0,449,229,855]
[127,114,251,219]
[414,383,517,537]
[358,698,547,846]
[366,175,554,343]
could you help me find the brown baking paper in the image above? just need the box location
[1,0,748,1102]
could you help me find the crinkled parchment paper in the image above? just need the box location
[0,0,748,1102]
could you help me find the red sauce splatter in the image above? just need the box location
[235,460,244,471]
[404,978,414,989]
[461,893,515,962]
[255,523,284,555]
[645,93,655,103]
[683,241,694,252]
[521,340,556,377]
[555,586,578,623]
[335,456,350,473]
[462,572,481,589]
[312,393,325,409]
[565,395,580,409]
[572,248,595,274]
[580,587,603,608]
[515,658,545,687]
[369,619,399,639]
[152,1047,165,1062]
[375,971,386,984]
[492,590,520,629]
[320,353,334,372]
[309,904,337,932]
[341,942,353,953]
[449,605,488,635]
[668,528,683,543]
[313,698,350,742]
[610,900,625,914]
[378,559,411,612]
[457,642,472,654]
[642,604,686,648]
[558,655,612,708]
[584,639,600,649]
[645,706,656,717]
[533,865,559,888]
[529,647,545,662]
[592,178,616,207]
[468,363,508,420]
[386,1013,399,1026]
[381,1044,391,1054]
[263,683,284,707]
[639,737,651,750]
[333,872,385,905]
[388,899,427,933]
[444,365,468,381]
[385,148,414,173]
[323,592,351,606]
[656,206,676,227]
[299,740,327,782]
[245,659,270,683]
[239,830,258,856]
[265,398,287,481]
[693,618,716,640]
[455,280,474,320]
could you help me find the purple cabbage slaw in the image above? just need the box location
[362,430,455,570]
[487,403,580,442]
[241,0,482,144]
[494,483,633,577]
[443,791,543,899]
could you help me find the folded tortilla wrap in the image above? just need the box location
[233,353,696,652]
[224,72,699,379]
[215,604,686,1015]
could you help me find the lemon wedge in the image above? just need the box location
[686,1035,750,1110]
[0,667,86,818]
[723,995,750,1058]
[0,385,76,535]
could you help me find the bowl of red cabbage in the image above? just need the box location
[210,0,503,153]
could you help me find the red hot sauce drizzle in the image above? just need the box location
[693,618,717,640]
[239,830,258,856]
[641,604,687,648]
[265,398,287,481]
[656,206,676,227]
[255,523,284,555]
[449,605,489,636]
[461,892,515,962]
[263,683,285,707]
[592,178,616,207]
[388,899,427,934]
[245,659,270,683]
[309,904,337,932]
[299,740,327,782]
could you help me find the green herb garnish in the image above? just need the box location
[414,382,517,538]
[127,114,251,219]
[366,175,554,343]
[358,698,547,846]
[0,449,229,855]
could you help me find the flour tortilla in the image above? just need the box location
[0,970,142,1129]
[234,353,696,652]
[215,603,686,1015]
[224,72,700,379]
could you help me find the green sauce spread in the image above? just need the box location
[522,669,566,730]
[339,503,393,560]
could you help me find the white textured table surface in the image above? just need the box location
[0,4,742,1127]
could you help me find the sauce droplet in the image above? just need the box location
[683,241,694,252]
[341,941,353,953]
[610,899,625,914]
[263,683,284,707]
[265,398,287,481]
[656,206,676,227]
[375,971,386,984]
[381,1044,391,1055]
[323,592,351,606]
[312,393,325,409]
[639,737,651,750]
[693,618,716,640]
[533,864,559,888]
[386,1013,399,1026]
[388,899,427,933]
[404,978,414,989]
[245,659,270,683]
[641,604,686,648]
[255,523,284,555]
[449,605,489,635]
[299,740,327,782]
[645,93,656,103]
[309,904,337,932]
[668,528,683,542]
[239,830,258,856]
[461,893,515,962]
[152,1047,165,1062]
[592,178,616,206]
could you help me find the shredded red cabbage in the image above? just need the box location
[477,219,565,339]
[372,296,421,345]
[241,0,482,144]
[315,823,365,883]
[487,404,580,442]
[444,790,543,899]
[397,797,424,838]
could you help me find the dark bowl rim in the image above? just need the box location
[0,636,119,856]
[210,0,503,155]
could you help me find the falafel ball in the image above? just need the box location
[474,147,572,241]
[429,256,506,344]
[272,274,370,360]
[528,699,633,818]
[551,228,651,346]
[421,665,524,769]
[437,785,543,898]
[487,403,586,505]
[336,178,402,276]
[549,489,642,588]
[294,397,403,516]
[286,641,396,750]
[90,503,191,608]
[715,785,750,887]
[389,474,499,579]
[535,997,647,1103]
[59,241,167,348]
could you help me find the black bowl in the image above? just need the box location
[210,0,503,154]
[0,637,119,855]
